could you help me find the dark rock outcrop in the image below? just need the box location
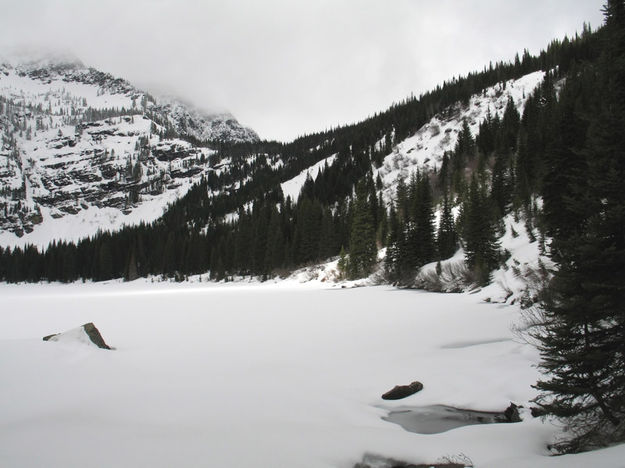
[382,381,424,400]
[43,322,112,350]
[502,402,521,423]
[82,322,112,349]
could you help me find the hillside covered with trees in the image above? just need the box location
[0,20,602,285]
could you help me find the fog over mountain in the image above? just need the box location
[0,0,605,141]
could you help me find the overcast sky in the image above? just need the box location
[0,0,606,142]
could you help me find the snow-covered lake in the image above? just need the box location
[1,281,623,467]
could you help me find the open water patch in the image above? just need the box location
[439,337,511,349]
[382,404,519,434]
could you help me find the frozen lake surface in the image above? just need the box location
[1,281,624,467]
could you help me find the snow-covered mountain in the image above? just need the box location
[150,95,259,144]
[0,52,257,247]
[0,55,545,257]
[0,52,258,143]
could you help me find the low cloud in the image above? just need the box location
[0,0,605,141]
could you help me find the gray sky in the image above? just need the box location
[0,0,606,142]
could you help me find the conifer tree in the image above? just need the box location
[501,96,521,152]
[98,240,114,281]
[412,173,436,266]
[491,150,512,217]
[124,246,139,281]
[452,120,475,192]
[264,207,285,273]
[437,192,457,259]
[462,175,500,285]
[534,0,625,452]
[348,181,377,279]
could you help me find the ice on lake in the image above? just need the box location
[1,281,624,468]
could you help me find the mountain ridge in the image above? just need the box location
[0,26,601,281]
[0,52,259,246]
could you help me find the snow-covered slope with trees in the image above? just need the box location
[375,71,545,202]
[281,153,337,202]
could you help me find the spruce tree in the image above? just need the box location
[437,192,457,259]
[384,205,402,283]
[413,173,436,266]
[462,175,500,285]
[534,0,625,452]
[348,181,377,279]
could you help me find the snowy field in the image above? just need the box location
[1,281,624,468]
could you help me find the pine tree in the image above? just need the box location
[452,120,475,192]
[437,192,457,259]
[348,181,377,279]
[534,0,625,452]
[490,149,511,217]
[501,96,521,152]
[124,246,139,281]
[412,173,436,266]
[462,175,500,285]
[98,240,114,281]
[384,205,402,282]
[265,207,285,273]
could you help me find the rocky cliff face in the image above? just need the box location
[150,96,259,144]
[0,53,254,247]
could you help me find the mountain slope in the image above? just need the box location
[374,71,545,201]
[0,52,258,248]
[0,27,601,283]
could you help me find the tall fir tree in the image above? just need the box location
[534,0,625,452]
[412,173,436,266]
[462,175,500,285]
[437,192,457,259]
[384,205,402,283]
[348,181,377,279]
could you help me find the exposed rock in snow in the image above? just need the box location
[381,381,424,400]
[43,322,112,349]
[150,95,258,144]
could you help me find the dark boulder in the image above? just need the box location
[503,402,522,423]
[382,381,423,400]
[82,322,112,349]
[43,322,112,350]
